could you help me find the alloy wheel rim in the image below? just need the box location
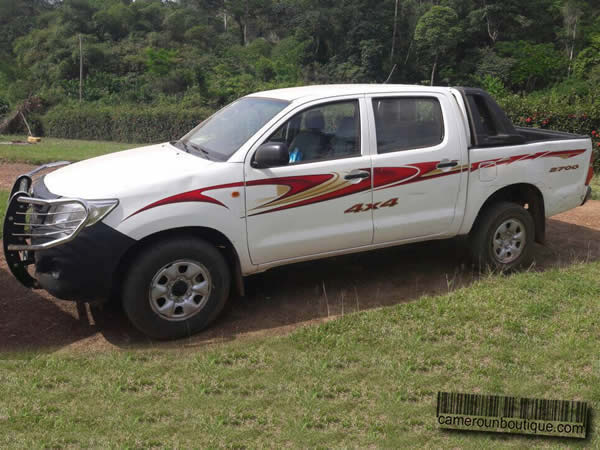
[148,259,212,321]
[492,218,526,264]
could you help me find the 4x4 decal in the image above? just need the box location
[345,198,399,213]
[125,148,586,220]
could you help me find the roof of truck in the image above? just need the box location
[247,84,455,102]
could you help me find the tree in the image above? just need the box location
[414,6,461,85]
[561,0,584,77]
[497,40,565,91]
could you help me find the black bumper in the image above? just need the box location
[3,172,135,302]
[34,221,135,301]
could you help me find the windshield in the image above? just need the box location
[179,97,289,161]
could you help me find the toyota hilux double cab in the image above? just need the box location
[3,85,594,339]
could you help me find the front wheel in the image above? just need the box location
[122,237,230,340]
[469,202,535,272]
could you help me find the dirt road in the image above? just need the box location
[1,162,599,352]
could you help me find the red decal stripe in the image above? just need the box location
[373,161,451,190]
[471,149,586,171]
[126,182,243,219]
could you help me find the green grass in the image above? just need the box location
[1,262,600,447]
[591,174,600,200]
[0,135,139,165]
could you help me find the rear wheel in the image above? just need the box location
[122,237,230,340]
[469,202,535,272]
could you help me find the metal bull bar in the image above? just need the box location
[2,161,85,288]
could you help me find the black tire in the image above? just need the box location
[469,201,535,272]
[122,237,230,340]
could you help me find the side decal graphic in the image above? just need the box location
[125,148,587,220]
[248,171,372,216]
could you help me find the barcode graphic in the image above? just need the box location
[437,392,588,438]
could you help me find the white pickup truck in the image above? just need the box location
[3,85,594,339]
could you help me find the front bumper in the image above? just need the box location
[3,167,135,301]
[33,221,135,301]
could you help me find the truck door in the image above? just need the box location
[245,97,374,265]
[366,93,464,243]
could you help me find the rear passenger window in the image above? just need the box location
[372,97,444,153]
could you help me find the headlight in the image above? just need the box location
[45,199,118,228]
[85,199,119,226]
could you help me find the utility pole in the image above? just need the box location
[391,0,399,60]
[79,34,83,103]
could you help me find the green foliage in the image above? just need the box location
[497,93,600,171]
[573,33,600,80]
[42,104,212,143]
[477,75,507,98]
[414,5,461,84]
[0,97,8,117]
[145,48,178,77]
[496,40,565,90]
[1,0,600,140]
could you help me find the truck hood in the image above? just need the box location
[43,142,215,199]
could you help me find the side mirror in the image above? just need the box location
[251,142,289,168]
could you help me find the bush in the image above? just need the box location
[497,94,600,172]
[42,104,213,143]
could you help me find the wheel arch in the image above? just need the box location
[111,226,245,303]
[469,183,546,244]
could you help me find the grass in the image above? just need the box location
[0,135,139,165]
[591,174,600,200]
[1,262,600,447]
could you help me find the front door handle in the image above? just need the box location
[344,170,370,181]
[436,159,459,169]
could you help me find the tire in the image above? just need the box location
[469,201,535,272]
[122,237,230,340]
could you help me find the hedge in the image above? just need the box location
[41,104,213,143]
[498,94,600,171]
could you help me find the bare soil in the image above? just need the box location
[0,163,36,190]
[1,160,599,352]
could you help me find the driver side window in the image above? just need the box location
[265,100,361,165]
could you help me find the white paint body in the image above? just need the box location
[43,85,593,276]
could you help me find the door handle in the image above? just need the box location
[436,160,459,169]
[344,170,370,181]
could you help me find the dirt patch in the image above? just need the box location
[1,193,599,352]
[0,163,36,190]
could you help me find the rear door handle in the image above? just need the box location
[436,159,459,169]
[344,170,370,181]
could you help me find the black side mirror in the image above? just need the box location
[251,142,289,168]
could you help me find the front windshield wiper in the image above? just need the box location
[172,140,213,160]
[172,140,191,153]
[187,142,213,159]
